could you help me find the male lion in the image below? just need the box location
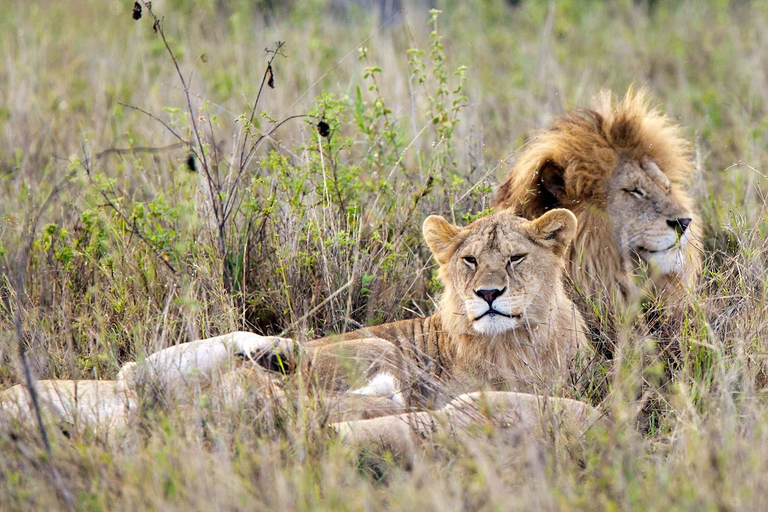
[493,89,702,311]
[1,209,595,452]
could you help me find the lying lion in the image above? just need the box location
[494,88,702,312]
[1,209,597,454]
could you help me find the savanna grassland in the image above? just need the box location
[2,0,768,509]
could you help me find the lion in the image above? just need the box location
[117,207,590,406]
[493,89,702,312]
[0,379,135,435]
[1,209,595,452]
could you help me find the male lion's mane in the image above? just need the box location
[493,88,701,303]
[494,88,694,215]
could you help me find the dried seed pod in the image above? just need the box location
[132,2,142,20]
[317,121,330,138]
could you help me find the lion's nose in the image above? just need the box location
[475,288,505,305]
[667,217,692,236]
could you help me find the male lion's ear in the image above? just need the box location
[539,159,567,208]
[530,208,578,257]
[423,215,461,265]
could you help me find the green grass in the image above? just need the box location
[2,0,768,509]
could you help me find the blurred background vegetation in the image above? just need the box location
[2,0,768,509]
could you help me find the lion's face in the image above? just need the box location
[492,89,703,304]
[423,209,577,336]
[605,156,694,277]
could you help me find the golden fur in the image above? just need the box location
[493,89,702,305]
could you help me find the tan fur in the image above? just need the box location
[302,208,589,407]
[493,88,702,305]
[0,380,135,434]
[332,391,601,460]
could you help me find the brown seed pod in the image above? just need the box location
[132,2,142,20]
[317,121,330,138]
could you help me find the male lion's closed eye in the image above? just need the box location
[623,187,645,198]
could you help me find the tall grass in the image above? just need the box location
[2,0,768,509]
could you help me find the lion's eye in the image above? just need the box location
[463,256,477,267]
[509,254,527,265]
[623,187,645,198]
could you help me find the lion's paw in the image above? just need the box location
[117,361,138,384]
[227,332,296,362]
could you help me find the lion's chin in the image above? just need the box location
[637,245,688,277]
[471,314,521,335]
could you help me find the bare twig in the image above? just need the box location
[138,1,227,288]
[132,3,305,294]
[140,4,207,178]
[118,103,191,149]
[95,142,184,160]
[278,278,354,337]
[8,170,76,453]
[238,41,286,170]
[224,113,310,222]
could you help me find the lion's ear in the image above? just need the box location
[539,159,567,208]
[529,208,578,257]
[423,215,461,265]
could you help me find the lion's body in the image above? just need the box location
[0,380,134,433]
[306,303,584,408]
[303,209,588,408]
[493,89,702,306]
[0,209,593,450]
[334,391,600,460]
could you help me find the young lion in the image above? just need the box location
[1,209,594,445]
[120,208,590,405]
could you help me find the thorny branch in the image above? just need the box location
[132,2,305,293]
[138,1,227,285]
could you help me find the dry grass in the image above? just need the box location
[2,0,768,509]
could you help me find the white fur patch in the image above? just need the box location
[349,372,404,404]
[471,314,521,335]
[644,247,686,276]
[117,361,137,383]
[465,293,527,335]
[117,331,297,388]
[639,230,691,277]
